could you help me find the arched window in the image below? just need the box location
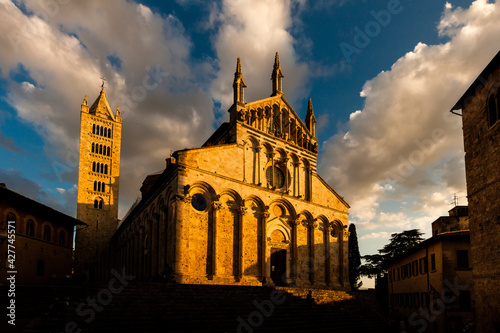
[96,125,100,135]
[102,183,106,192]
[26,219,35,237]
[94,199,98,208]
[37,260,45,276]
[99,144,103,155]
[59,230,66,246]
[107,146,110,156]
[92,162,96,172]
[7,212,16,222]
[99,200,103,209]
[104,164,108,174]
[108,128,112,138]
[43,225,51,242]
[92,143,95,153]
[97,182,101,192]
[100,163,104,174]
[94,181,97,191]
[93,124,96,134]
[100,126,103,136]
[103,127,107,137]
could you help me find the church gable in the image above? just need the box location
[228,53,318,155]
[241,95,318,154]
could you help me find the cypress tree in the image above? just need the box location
[348,223,362,289]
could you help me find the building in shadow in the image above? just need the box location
[0,183,86,285]
[450,49,500,333]
[387,206,473,333]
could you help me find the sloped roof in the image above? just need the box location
[451,50,500,111]
[0,185,86,226]
[89,89,116,120]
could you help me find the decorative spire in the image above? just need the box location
[236,57,242,74]
[271,52,284,96]
[306,98,316,137]
[233,57,246,105]
[83,95,88,106]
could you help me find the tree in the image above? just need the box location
[348,223,362,289]
[359,229,424,278]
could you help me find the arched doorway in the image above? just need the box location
[269,229,288,286]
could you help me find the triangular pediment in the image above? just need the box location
[89,89,116,121]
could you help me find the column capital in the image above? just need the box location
[212,201,223,211]
[239,206,247,215]
[261,211,270,218]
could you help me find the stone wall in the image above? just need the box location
[461,61,500,333]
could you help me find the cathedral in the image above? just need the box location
[76,53,350,289]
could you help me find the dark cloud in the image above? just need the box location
[0,131,24,153]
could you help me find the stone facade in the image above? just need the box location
[0,184,85,285]
[388,208,473,333]
[431,206,469,236]
[388,231,473,333]
[451,50,500,333]
[75,89,122,281]
[110,54,350,289]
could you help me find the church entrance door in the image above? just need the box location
[271,248,287,286]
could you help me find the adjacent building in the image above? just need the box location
[388,207,473,333]
[0,184,86,285]
[106,54,351,289]
[450,50,500,333]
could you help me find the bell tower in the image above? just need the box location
[75,87,122,280]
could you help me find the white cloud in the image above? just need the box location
[360,231,389,240]
[210,0,310,116]
[320,0,500,237]
[0,0,216,217]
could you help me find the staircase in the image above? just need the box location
[1,284,389,333]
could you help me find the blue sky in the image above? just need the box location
[1,0,499,287]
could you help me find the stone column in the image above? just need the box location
[238,206,247,281]
[256,147,262,185]
[173,195,186,280]
[158,208,166,276]
[291,218,300,284]
[309,169,313,201]
[324,222,332,286]
[310,220,317,285]
[284,157,289,193]
[138,226,144,280]
[151,213,159,277]
[211,201,222,278]
[261,210,270,282]
[271,152,276,188]
[297,162,301,198]
[242,140,247,182]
